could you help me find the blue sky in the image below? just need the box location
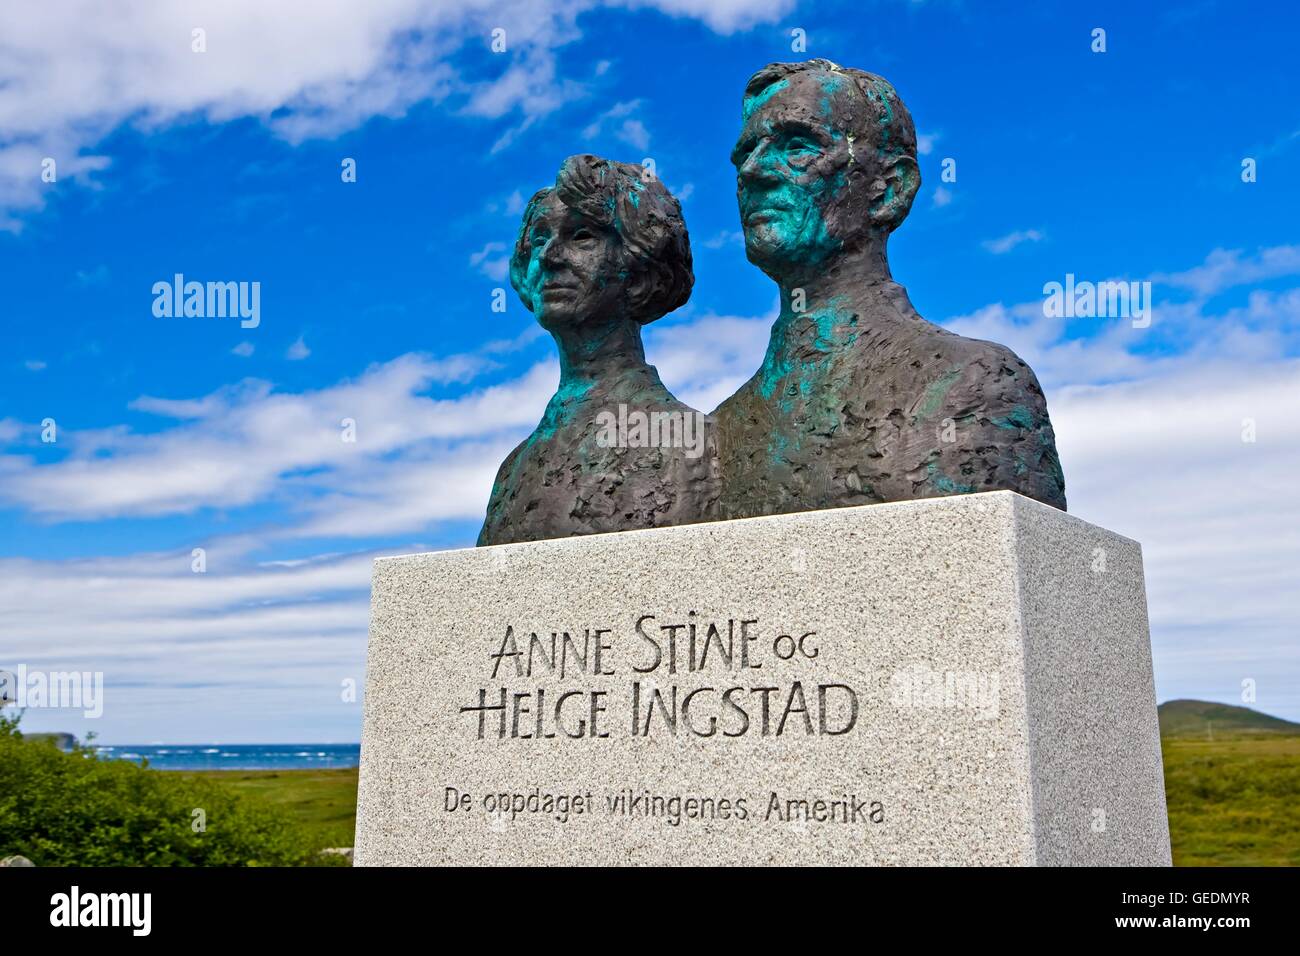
[2,0,1297,742]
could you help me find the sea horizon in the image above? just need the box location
[92,742,361,771]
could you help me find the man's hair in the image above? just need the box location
[744,59,918,166]
[509,154,693,325]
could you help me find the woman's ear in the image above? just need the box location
[623,267,654,322]
[508,257,537,314]
[868,154,920,232]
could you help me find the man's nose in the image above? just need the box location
[738,139,781,184]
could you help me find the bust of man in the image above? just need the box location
[478,154,718,546]
[713,59,1066,518]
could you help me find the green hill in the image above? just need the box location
[1159,700,1299,866]
[1158,699,1300,739]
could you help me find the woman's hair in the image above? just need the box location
[509,154,693,325]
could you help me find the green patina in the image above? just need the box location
[737,156,848,274]
[528,375,596,445]
[816,72,847,116]
[914,366,963,420]
[1046,448,1065,487]
[766,427,792,467]
[927,461,976,495]
[757,295,858,401]
[743,77,790,119]
[991,403,1036,431]
[862,78,901,159]
[627,179,645,208]
[810,294,857,349]
[757,317,798,401]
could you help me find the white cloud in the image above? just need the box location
[1151,245,1300,297]
[286,335,311,361]
[581,98,645,143]
[916,131,938,156]
[469,240,510,281]
[0,352,518,520]
[982,229,1044,254]
[648,305,776,412]
[75,264,110,285]
[232,341,255,357]
[24,359,47,371]
[616,118,651,151]
[0,541,381,742]
[1050,361,1300,717]
[608,0,795,32]
[0,0,791,228]
[931,185,952,208]
[937,247,1300,718]
[703,229,744,249]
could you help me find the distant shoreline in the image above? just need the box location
[158,764,361,772]
[92,743,360,772]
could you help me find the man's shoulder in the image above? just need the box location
[899,324,1041,399]
[900,321,1029,373]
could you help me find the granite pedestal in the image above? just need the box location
[355,491,1170,866]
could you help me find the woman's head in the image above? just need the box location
[510,154,693,331]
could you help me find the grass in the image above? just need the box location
[1157,699,1300,866]
[179,701,1299,866]
[181,768,359,851]
[1161,735,1300,866]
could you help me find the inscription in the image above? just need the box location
[443,786,885,828]
[459,614,860,741]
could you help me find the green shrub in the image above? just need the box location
[0,712,316,866]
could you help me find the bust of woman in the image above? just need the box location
[477,155,718,546]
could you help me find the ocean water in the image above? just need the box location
[93,743,361,771]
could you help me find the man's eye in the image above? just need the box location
[787,139,820,156]
[572,229,596,242]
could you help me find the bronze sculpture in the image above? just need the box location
[713,59,1065,518]
[478,63,1065,547]
[477,154,718,546]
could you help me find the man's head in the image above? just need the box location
[510,154,693,332]
[731,59,920,282]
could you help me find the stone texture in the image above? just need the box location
[356,491,1169,866]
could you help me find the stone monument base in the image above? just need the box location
[355,491,1170,866]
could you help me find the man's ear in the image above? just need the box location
[868,154,920,232]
